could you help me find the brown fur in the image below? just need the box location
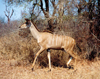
[20,19,79,71]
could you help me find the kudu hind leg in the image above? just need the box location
[68,52,77,70]
[64,49,77,69]
[67,57,73,66]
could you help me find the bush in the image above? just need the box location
[0,18,99,68]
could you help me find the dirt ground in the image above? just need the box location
[0,54,100,79]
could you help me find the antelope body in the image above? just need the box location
[20,19,78,71]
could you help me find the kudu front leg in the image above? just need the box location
[47,49,51,71]
[31,48,44,71]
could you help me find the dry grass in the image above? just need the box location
[0,20,100,79]
[0,57,100,79]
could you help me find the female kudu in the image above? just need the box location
[20,19,79,71]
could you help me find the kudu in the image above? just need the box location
[20,19,79,71]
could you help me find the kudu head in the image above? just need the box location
[19,19,31,28]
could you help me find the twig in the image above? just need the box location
[91,33,100,41]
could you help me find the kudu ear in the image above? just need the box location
[25,18,31,25]
[25,18,30,21]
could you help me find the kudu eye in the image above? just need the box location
[26,22,28,24]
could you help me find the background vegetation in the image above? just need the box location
[0,0,100,68]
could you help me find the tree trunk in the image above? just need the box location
[98,0,100,15]
[98,0,100,25]
[88,0,94,20]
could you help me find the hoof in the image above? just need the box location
[48,69,51,72]
[31,68,34,71]
[73,69,77,72]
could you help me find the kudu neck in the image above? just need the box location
[29,22,40,40]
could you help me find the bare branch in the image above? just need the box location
[50,0,57,16]
[45,0,49,12]
[40,0,50,18]
[4,5,14,24]
[91,33,100,41]
[40,0,45,13]
[4,11,8,17]
[10,9,14,18]
[32,10,41,21]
